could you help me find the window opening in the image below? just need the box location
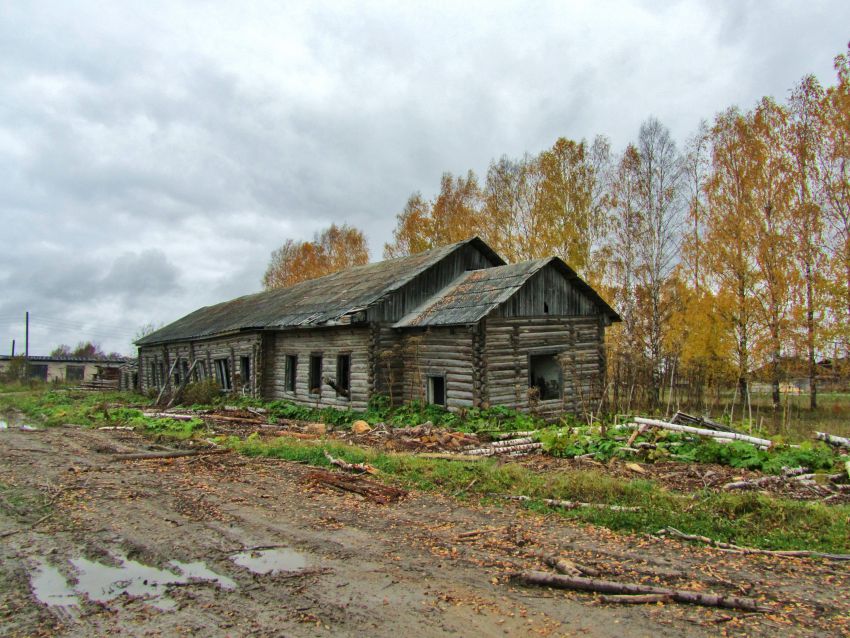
[529,353,561,400]
[215,358,231,391]
[285,355,297,392]
[543,301,549,314]
[336,354,351,398]
[66,365,84,382]
[427,375,446,406]
[309,354,323,394]
[240,356,250,389]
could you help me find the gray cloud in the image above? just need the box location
[1,0,848,354]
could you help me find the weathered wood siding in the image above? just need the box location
[394,327,476,410]
[138,333,263,397]
[367,243,499,323]
[483,316,605,419]
[265,326,371,410]
[494,264,597,318]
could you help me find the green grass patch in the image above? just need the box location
[219,433,850,554]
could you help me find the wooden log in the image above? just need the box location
[464,442,543,456]
[166,359,200,409]
[154,359,180,405]
[110,449,230,462]
[304,468,406,504]
[543,555,600,578]
[598,594,672,604]
[658,526,850,561]
[511,571,770,612]
[634,418,773,448]
[142,411,198,421]
[323,451,378,474]
[502,494,640,512]
[815,431,850,449]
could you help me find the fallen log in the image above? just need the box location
[110,448,230,462]
[323,450,378,474]
[658,526,850,561]
[417,453,486,462]
[500,494,640,512]
[543,555,601,578]
[304,468,407,504]
[634,418,772,448]
[511,570,770,612]
[815,431,850,450]
[464,442,543,456]
[598,593,672,604]
[491,431,538,440]
[142,411,198,421]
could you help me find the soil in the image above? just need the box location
[1,422,848,637]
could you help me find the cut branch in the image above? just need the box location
[110,449,230,462]
[634,417,772,448]
[658,527,850,561]
[511,570,770,612]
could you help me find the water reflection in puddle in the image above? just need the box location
[30,561,80,610]
[30,553,236,612]
[230,548,308,574]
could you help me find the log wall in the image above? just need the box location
[138,333,263,397]
[483,316,605,419]
[264,326,371,410]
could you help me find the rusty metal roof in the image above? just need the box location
[136,238,499,346]
[393,256,620,328]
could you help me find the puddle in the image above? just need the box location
[169,560,237,590]
[30,561,80,610]
[230,548,308,575]
[30,553,236,612]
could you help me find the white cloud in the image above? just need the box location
[1,0,848,354]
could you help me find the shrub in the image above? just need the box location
[180,379,221,406]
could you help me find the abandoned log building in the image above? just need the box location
[136,237,620,417]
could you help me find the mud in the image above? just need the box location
[0,423,848,637]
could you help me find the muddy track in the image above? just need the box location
[0,424,848,637]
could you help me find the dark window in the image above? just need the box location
[285,355,297,393]
[240,356,250,389]
[336,354,351,398]
[543,301,549,314]
[309,354,322,394]
[28,364,48,381]
[182,360,190,382]
[529,353,561,400]
[215,358,231,391]
[66,365,84,382]
[427,375,446,406]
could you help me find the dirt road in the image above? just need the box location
[0,423,847,637]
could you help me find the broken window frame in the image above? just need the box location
[426,374,446,406]
[285,354,297,393]
[308,353,323,395]
[527,350,563,401]
[214,358,231,391]
[65,365,84,382]
[335,353,351,399]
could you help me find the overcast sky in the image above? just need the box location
[1,1,848,356]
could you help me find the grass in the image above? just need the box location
[225,433,850,553]
[2,386,849,553]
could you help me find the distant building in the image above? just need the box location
[0,355,127,386]
[136,237,620,417]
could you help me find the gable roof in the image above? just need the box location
[393,256,620,328]
[136,237,502,346]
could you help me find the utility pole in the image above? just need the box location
[11,339,15,357]
[25,311,29,359]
